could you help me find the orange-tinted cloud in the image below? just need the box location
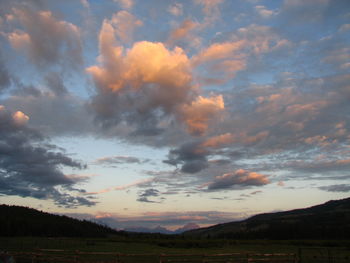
[179,95,224,135]
[87,22,191,96]
[88,18,225,135]
[7,30,31,50]
[201,133,234,148]
[168,19,198,45]
[208,169,270,190]
[114,0,134,9]
[193,40,246,65]
[12,111,29,126]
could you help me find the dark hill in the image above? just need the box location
[184,197,350,239]
[0,204,119,237]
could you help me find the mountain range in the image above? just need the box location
[184,197,350,239]
[1,197,349,239]
[124,223,200,234]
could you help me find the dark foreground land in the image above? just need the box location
[1,198,350,262]
[1,237,350,263]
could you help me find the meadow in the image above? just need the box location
[1,236,349,263]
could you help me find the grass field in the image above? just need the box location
[0,236,349,262]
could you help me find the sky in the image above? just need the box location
[0,0,349,231]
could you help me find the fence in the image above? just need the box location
[0,250,297,263]
[297,247,350,263]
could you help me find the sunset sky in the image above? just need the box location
[0,0,349,231]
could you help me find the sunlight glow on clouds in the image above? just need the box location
[0,0,349,230]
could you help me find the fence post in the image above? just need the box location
[293,253,297,263]
[298,248,302,263]
[327,248,333,263]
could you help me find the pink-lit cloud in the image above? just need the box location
[168,19,198,45]
[168,3,183,16]
[7,7,82,68]
[87,177,155,195]
[87,16,225,136]
[179,95,224,135]
[207,169,270,190]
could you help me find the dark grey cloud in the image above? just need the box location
[319,184,350,193]
[163,141,209,173]
[136,197,158,203]
[0,105,95,208]
[90,89,169,137]
[136,188,161,203]
[139,188,159,197]
[3,85,94,136]
[0,56,11,92]
[44,72,68,96]
[94,155,149,166]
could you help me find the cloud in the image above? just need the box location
[192,25,290,81]
[179,95,225,135]
[0,105,95,208]
[164,141,209,174]
[319,184,350,192]
[114,0,134,10]
[76,210,246,229]
[168,19,199,47]
[6,7,82,69]
[163,133,232,174]
[168,3,183,16]
[80,0,90,9]
[194,0,224,15]
[201,133,234,148]
[12,110,29,125]
[44,72,68,96]
[322,47,350,70]
[289,158,350,173]
[93,155,148,165]
[193,40,246,65]
[192,40,247,78]
[235,24,291,55]
[338,24,350,33]
[194,0,224,26]
[206,169,270,190]
[3,84,93,137]
[0,55,11,92]
[137,188,161,203]
[281,0,330,23]
[255,5,277,19]
[107,11,142,43]
[87,177,156,195]
[87,17,224,137]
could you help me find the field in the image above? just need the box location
[1,236,349,263]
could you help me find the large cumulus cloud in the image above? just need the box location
[87,14,225,136]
